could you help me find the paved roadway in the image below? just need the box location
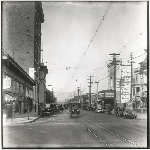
[3,109,147,148]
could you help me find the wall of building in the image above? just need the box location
[2,59,34,114]
[2,1,35,74]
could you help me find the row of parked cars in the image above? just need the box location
[81,102,137,119]
[40,103,64,116]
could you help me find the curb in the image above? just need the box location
[25,115,42,124]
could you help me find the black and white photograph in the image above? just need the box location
[1,1,148,148]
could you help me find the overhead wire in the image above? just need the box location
[63,1,113,94]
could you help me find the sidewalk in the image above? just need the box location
[136,112,147,120]
[3,110,40,126]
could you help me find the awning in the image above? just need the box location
[135,96,141,101]
[4,94,16,101]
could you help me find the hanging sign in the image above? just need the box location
[3,76,11,89]
[29,68,35,79]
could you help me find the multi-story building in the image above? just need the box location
[2,2,45,110]
[132,53,147,108]
[2,53,35,114]
[39,62,48,112]
[107,57,121,103]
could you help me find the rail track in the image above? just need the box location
[78,116,141,148]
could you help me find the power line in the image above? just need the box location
[63,2,113,93]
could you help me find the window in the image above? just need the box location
[137,87,140,92]
[20,84,24,94]
[16,81,19,93]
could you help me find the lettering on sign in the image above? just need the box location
[105,92,114,97]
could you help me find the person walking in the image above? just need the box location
[12,100,16,119]
[5,102,13,122]
[34,104,36,112]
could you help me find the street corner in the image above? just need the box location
[2,117,40,126]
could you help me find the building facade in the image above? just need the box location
[2,1,45,107]
[107,58,121,103]
[132,53,147,108]
[2,53,35,114]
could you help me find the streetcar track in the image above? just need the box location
[79,121,111,147]
[120,124,147,134]
[81,116,139,147]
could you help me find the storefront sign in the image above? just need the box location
[3,76,11,89]
[29,68,35,79]
[121,65,131,103]
[29,90,33,98]
[105,92,114,97]
[99,92,104,97]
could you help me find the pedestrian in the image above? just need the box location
[34,104,36,112]
[5,102,13,122]
[12,100,16,119]
[24,103,28,113]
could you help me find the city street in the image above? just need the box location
[2,2,148,149]
[3,109,147,148]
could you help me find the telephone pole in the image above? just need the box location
[88,75,94,108]
[109,53,120,111]
[95,81,99,101]
[77,87,81,104]
[128,52,135,101]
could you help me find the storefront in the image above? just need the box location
[2,53,35,115]
[99,90,115,108]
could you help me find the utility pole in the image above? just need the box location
[77,87,81,106]
[95,81,99,101]
[127,53,135,101]
[88,75,94,108]
[109,53,120,112]
[130,53,133,101]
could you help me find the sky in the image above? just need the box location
[41,1,147,102]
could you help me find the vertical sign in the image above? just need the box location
[121,65,131,103]
[29,68,35,79]
[3,76,11,89]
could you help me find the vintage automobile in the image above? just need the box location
[40,105,51,116]
[69,102,80,117]
[54,104,61,113]
[116,103,125,117]
[123,102,137,119]
[105,104,113,114]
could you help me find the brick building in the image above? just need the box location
[2,1,44,107]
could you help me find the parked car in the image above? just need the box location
[123,102,137,119]
[40,106,51,116]
[105,104,113,114]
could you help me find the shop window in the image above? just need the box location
[136,87,140,92]
[13,80,16,93]
[20,84,24,94]
[16,81,19,93]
